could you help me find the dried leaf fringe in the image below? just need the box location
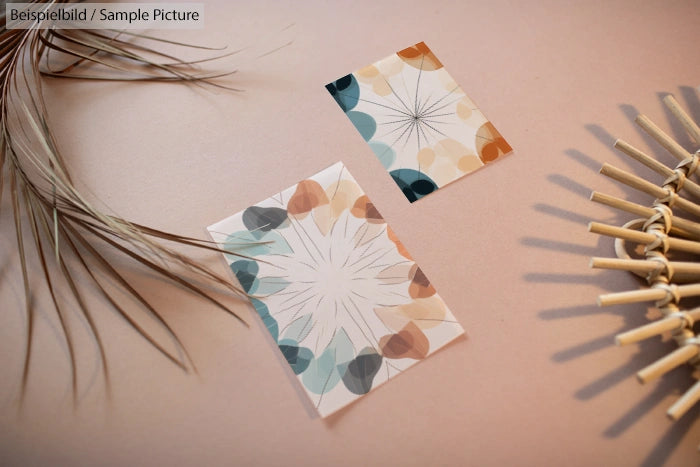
[0,4,262,405]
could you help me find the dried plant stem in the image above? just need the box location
[0,3,259,403]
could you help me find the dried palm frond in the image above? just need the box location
[1,3,259,404]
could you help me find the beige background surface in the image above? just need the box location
[2,0,700,465]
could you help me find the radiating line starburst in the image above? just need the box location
[337,54,468,156]
[262,204,413,355]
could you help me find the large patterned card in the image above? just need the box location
[326,41,512,202]
[208,162,464,417]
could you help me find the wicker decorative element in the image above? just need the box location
[589,95,700,421]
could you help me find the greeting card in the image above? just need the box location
[208,162,464,416]
[326,42,512,202]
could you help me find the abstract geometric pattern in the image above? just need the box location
[208,163,464,416]
[326,42,512,202]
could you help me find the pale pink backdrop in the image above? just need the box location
[1,0,700,465]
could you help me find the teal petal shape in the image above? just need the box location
[230,260,259,293]
[293,347,314,374]
[242,206,288,232]
[252,276,290,296]
[230,259,258,275]
[301,328,355,395]
[223,230,293,259]
[325,74,359,112]
[390,169,438,203]
[250,298,279,342]
[302,346,342,395]
[369,141,396,169]
[283,314,314,343]
[347,111,377,141]
[331,328,355,375]
[278,339,313,375]
[342,347,383,395]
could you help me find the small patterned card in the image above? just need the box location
[208,162,464,417]
[326,41,512,202]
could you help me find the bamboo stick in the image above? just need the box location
[667,379,700,421]
[590,191,700,240]
[588,221,650,243]
[588,221,700,255]
[601,163,668,199]
[614,139,700,199]
[598,288,667,306]
[615,309,700,346]
[615,138,674,176]
[592,100,700,422]
[590,191,653,217]
[617,318,683,346]
[591,257,700,278]
[591,257,658,274]
[600,163,700,219]
[663,95,700,143]
[637,345,699,383]
[598,283,700,307]
[636,114,693,161]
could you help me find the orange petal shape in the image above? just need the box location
[376,263,414,285]
[351,195,385,224]
[353,222,386,247]
[375,306,412,332]
[408,265,436,298]
[397,295,447,330]
[379,322,429,360]
[287,180,329,216]
[476,122,512,163]
[434,138,473,164]
[456,97,473,120]
[397,41,443,71]
[387,226,413,260]
[372,77,393,96]
[375,295,448,333]
[326,179,363,219]
[312,204,333,236]
[355,64,380,82]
